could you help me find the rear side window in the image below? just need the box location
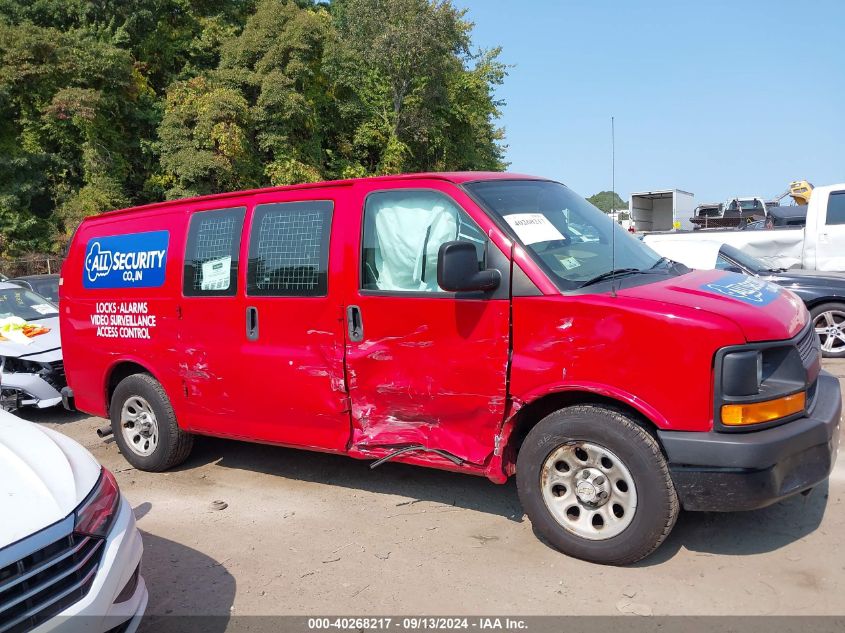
[247,201,333,297]
[826,191,845,226]
[183,207,246,297]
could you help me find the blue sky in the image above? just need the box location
[457,0,845,204]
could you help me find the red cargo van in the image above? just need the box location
[60,173,841,564]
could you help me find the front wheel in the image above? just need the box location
[811,302,845,358]
[110,373,194,472]
[516,405,678,565]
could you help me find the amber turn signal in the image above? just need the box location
[721,392,806,427]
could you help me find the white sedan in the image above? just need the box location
[0,409,147,632]
[0,282,64,409]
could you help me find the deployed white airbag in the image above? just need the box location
[371,194,460,291]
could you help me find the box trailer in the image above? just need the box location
[629,189,695,232]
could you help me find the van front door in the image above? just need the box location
[344,186,511,466]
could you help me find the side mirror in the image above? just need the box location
[437,241,500,292]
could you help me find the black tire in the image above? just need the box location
[110,373,193,472]
[810,302,845,359]
[516,405,678,565]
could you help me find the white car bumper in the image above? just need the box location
[0,371,63,409]
[33,497,148,633]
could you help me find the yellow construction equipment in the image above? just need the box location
[788,180,814,205]
[771,181,814,206]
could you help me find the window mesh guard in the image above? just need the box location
[191,215,236,291]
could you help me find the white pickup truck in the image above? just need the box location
[644,184,845,272]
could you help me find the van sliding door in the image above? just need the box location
[235,197,350,450]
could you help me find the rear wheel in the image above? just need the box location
[516,405,678,565]
[110,373,193,471]
[811,302,845,358]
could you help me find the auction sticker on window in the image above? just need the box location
[504,213,565,245]
[200,256,231,291]
[31,303,58,315]
[556,256,581,270]
[83,230,169,289]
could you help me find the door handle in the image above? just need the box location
[246,306,259,341]
[347,305,364,343]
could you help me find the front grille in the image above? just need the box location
[43,361,66,391]
[0,534,104,633]
[797,325,821,369]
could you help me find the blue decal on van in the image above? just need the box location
[702,272,780,306]
[84,231,169,289]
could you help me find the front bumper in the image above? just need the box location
[0,371,63,408]
[658,370,842,512]
[34,497,148,633]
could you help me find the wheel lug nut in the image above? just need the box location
[594,476,605,485]
[598,491,608,499]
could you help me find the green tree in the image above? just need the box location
[0,22,142,251]
[331,0,506,174]
[157,76,262,199]
[0,0,508,257]
[588,190,627,213]
[218,0,335,185]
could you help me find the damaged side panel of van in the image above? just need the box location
[345,299,510,467]
[343,182,512,468]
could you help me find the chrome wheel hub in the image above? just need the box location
[574,468,610,506]
[540,442,637,541]
[120,396,159,457]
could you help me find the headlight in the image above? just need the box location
[0,356,40,374]
[716,341,808,430]
[721,350,762,397]
[74,468,120,538]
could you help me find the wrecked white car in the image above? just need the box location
[0,282,64,409]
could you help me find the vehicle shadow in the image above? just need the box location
[634,481,831,566]
[177,436,525,522]
[136,526,236,632]
[14,406,89,424]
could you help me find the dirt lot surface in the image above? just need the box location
[21,359,845,623]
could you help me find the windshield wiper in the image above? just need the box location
[579,268,641,288]
[649,256,672,270]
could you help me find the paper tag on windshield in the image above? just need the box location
[31,303,58,315]
[558,256,580,270]
[504,213,565,245]
[201,256,231,290]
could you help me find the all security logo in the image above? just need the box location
[702,272,780,307]
[85,242,113,283]
[83,231,169,289]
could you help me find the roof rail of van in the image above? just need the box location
[83,171,538,220]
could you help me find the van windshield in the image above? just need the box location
[465,180,664,291]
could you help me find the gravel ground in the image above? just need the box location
[19,359,845,625]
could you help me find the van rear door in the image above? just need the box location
[179,205,250,435]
